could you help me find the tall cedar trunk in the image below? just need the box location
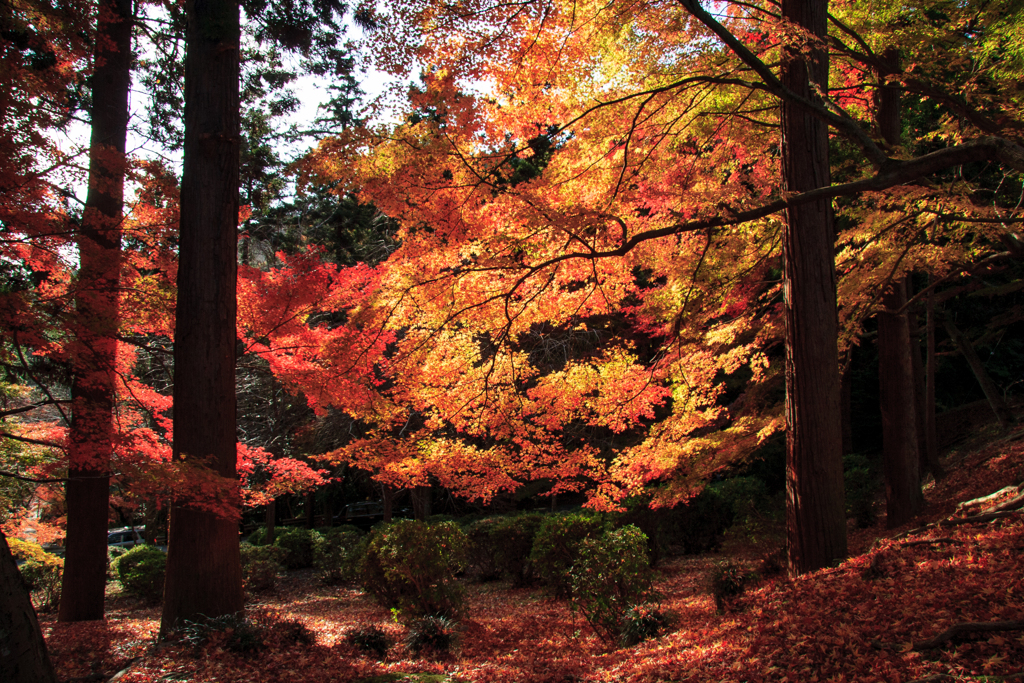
[160,0,243,631]
[0,530,58,683]
[874,49,923,527]
[59,0,132,623]
[908,280,944,479]
[943,317,1016,428]
[878,280,923,527]
[781,0,847,575]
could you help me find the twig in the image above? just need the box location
[912,619,1024,650]
[899,537,963,548]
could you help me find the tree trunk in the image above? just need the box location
[59,0,132,623]
[840,367,853,456]
[0,530,58,683]
[161,0,243,632]
[878,280,923,527]
[382,485,394,523]
[265,499,276,544]
[943,317,1016,428]
[305,491,316,529]
[925,283,940,471]
[412,485,432,521]
[781,0,847,576]
[909,280,944,480]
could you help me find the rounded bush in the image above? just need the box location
[114,544,166,603]
[529,512,604,597]
[464,517,503,582]
[246,526,270,546]
[491,513,545,585]
[239,542,287,593]
[10,539,63,611]
[313,527,365,585]
[360,520,468,619]
[275,527,321,570]
[568,525,658,644]
[620,604,670,647]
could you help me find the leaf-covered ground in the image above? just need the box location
[44,429,1024,683]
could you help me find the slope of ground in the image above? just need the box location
[43,428,1024,683]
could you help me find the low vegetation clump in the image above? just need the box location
[114,544,166,603]
[361,520,469,619]
[568,525,659,645]
[239,542,287,593]
[529,512,605,597]
[274,527,321,570]
[10,538,63,611]
[405,615,458,657]
[314,526,366,585]
[344,624,391,659]
[708,560,759,612]
[174,611,314,654]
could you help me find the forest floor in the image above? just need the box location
[42,426,1024,683]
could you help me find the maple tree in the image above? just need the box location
[279,0,1024,576]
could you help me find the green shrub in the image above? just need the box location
[708,560,758,612]
[619,604,671,647]
[115,545,166,603]
[274,527,321,570]
[492,513,545,586]
[345,624,391,659]
[175,611,313,654]
[239,542,287,593]
[844,453,878,528]
[529,512,604,597]
[464,517,503,582]
[107,546,128,579]
[361,520,468,619]
[405,615,457,657]
[668,487,735,555]
[568,525,658,644]
[246,526,270,546]
[11,539,63,612]
[313,527,365,585]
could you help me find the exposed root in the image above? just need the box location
[912,619,1024,651]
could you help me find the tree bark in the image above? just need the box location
[925,284,940,470]
[908,281,944,479]
[840,367,853,456]
[0,530,58,683]
[878,280,923,527]
[943,317,1016,428]
[59,0,132,623]
[161,0,243,632]
[412,485,432,521]
[382,485,394,523]
[265,499,276,543]
[781,0,847,575]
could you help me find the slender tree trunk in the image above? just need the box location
[59,0,132,623]
[1,530,58,683]
[943,317,1016,428]
[925,283,940,467]
[874,49,923,527]
[909,281,944,479]
[305,491,316,529]
[161,0,243,632]
[878,280,923,527]
[781,0,847,575]
[265,499,276,543]
[840,367,853,456]
[382,485,394,523]
[412,485,431,521]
